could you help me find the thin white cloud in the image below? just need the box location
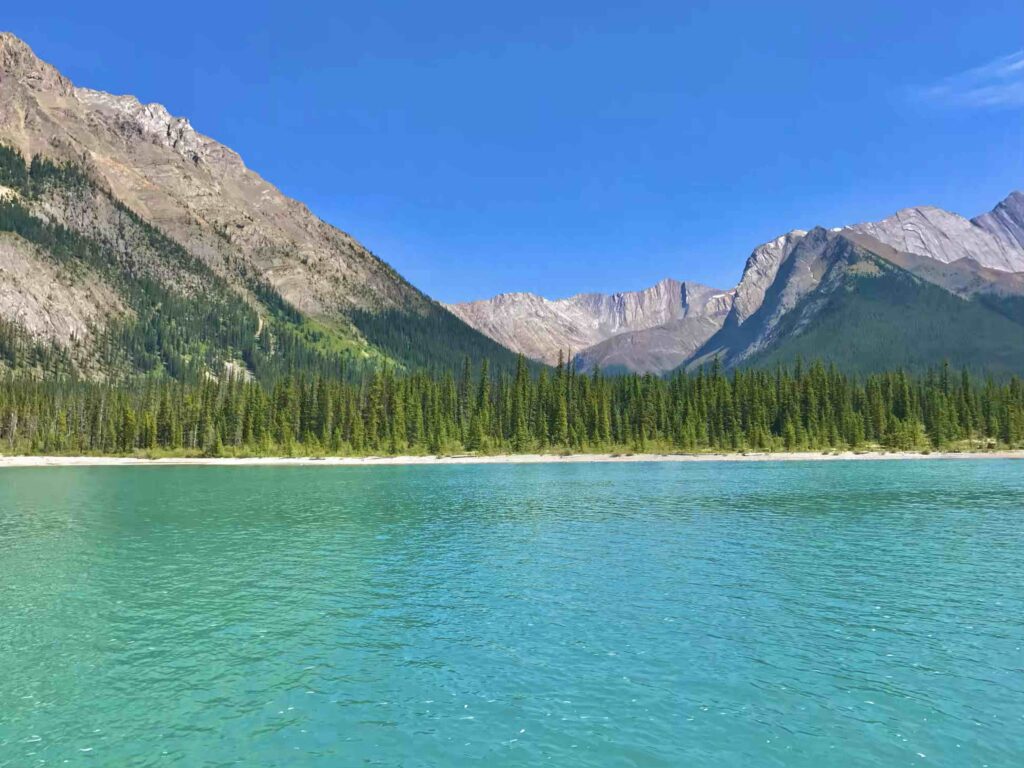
[918,50,1024,108]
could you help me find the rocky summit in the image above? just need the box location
[452,192,1024,374]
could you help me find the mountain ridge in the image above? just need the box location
[453,193,1024,374]
[0,31,525,378]
[447,277,733,369]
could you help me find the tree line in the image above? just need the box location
[2,356,1022,456]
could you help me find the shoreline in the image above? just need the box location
[1,450,1023,467]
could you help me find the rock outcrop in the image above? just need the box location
[849,204,1024,273]
[973,191,1024,253]
[0,231,122,349]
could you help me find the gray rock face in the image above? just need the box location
[447,278,733,368]
[447,291,604,366]
[0,31,430,322]
[573,314,728,374]
[973,191,1024,252]
[573,283,734,373]
[849,204,1024,273]
[688,228,855,367]
[0,231,122,356]
[0,32,72,95]
[728,230,806,326]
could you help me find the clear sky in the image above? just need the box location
[6,1,1023,302]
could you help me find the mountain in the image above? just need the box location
[746,253,1024,377]
[973,190,1024,252]
[0,32,521,379]
[2,31,1022,381]
[688,228,849,368]
[687,204,1024,375]
[447,278,733,371]
[689,228,1024,375]
[848,202,1024,273]
[565,283,733,374]
[455,193,1024,375]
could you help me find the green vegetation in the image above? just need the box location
[2,145,1023,458]
[750,256,1024,376]
[2,356,1021,456]
[349,308,540,374]
[0,147,362,381]
[0,316,73,376]
[979,294,1024,327]
[0,144,536,381]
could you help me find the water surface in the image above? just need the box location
[1,461,1022,766]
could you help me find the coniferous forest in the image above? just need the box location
[1,355,1022,457]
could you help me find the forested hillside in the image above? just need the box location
[748,254,1024,376]
[0,145,524,380]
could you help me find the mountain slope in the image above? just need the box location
[447,278,732,368]
[844,231,1024,298]
[456,191,1024,375]
[688,228,850,368]
[681,228,1024,375]
[572,314,729,374]
[848,201,1024,273]
[570,282,734,373]
[747,249,1024,376]
[0,32,520,377]
[972,191,1024,252]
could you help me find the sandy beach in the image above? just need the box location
[1,450,1022,467]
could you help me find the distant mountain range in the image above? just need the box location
[450,194,1024,375]
[1,30,1022,381]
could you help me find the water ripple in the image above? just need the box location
[1,460,1022,766]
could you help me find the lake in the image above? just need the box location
[1,460,1022,766]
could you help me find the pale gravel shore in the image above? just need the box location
[1,451,1022,467]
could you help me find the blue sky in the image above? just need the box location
[6,1,1023,302]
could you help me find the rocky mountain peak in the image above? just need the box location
[726,228,806,327]
[0,31,447,326]
[0,32,73,95]
[1,31,243,174]
[973,190,1024,252]
[73,87,239,169]
[849,202,1024,273]
[446,277,733,369]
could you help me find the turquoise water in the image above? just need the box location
[1,461,1022,767]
